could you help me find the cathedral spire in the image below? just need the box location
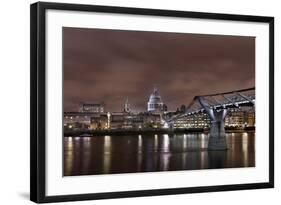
[124,97,130,113]
[153,85,159,95]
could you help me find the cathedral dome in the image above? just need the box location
[149,88,161,102]
[147,87,164,112]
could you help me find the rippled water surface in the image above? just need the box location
[64,132,255,176]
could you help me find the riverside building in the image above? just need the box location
[64,88,255,131]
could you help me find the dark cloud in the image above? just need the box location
[63,27,255,112]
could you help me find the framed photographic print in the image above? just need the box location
[30,1,274,203]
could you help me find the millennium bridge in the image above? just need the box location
[165,87,255,150]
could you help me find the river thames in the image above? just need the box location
[64,132,255,176]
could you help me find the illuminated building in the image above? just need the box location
[173,113,210,128]
[90,114,108,130]
[63,89,255,132]
[110,112,143,129]
[225,107,255,128]
[142,112,163,128]
[245,108,255,127]
[64,102,106,130]
[147,87,165,113]
[64,112,95,130]
[108,98,142,129]
[79,102,105,113]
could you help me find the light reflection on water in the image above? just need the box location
[64,132,255,176]
[64,137,74,176]
[103,135,112,174]
[242,132,249,167]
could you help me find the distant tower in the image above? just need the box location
[124,97,130,113]
[147,86,164,112]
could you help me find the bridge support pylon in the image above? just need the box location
[196,96,228,150]
[208,109,228,150]
[168,122,174,131]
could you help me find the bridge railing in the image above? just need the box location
[164,87,255,123]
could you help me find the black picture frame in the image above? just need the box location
[30,1,274,203]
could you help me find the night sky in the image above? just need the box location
[63,27,255,112]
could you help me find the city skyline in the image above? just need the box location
[63,27,255,112]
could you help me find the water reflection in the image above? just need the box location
[64,132,255,176]
[154,134,158,151]
[64,137,74,176]
[138,135,142,153]
[242,132,249,167]
[103,135,112,174]
[162,134,170,152]
[82,137,91,174]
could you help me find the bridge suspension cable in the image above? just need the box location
[165,87,255,123]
